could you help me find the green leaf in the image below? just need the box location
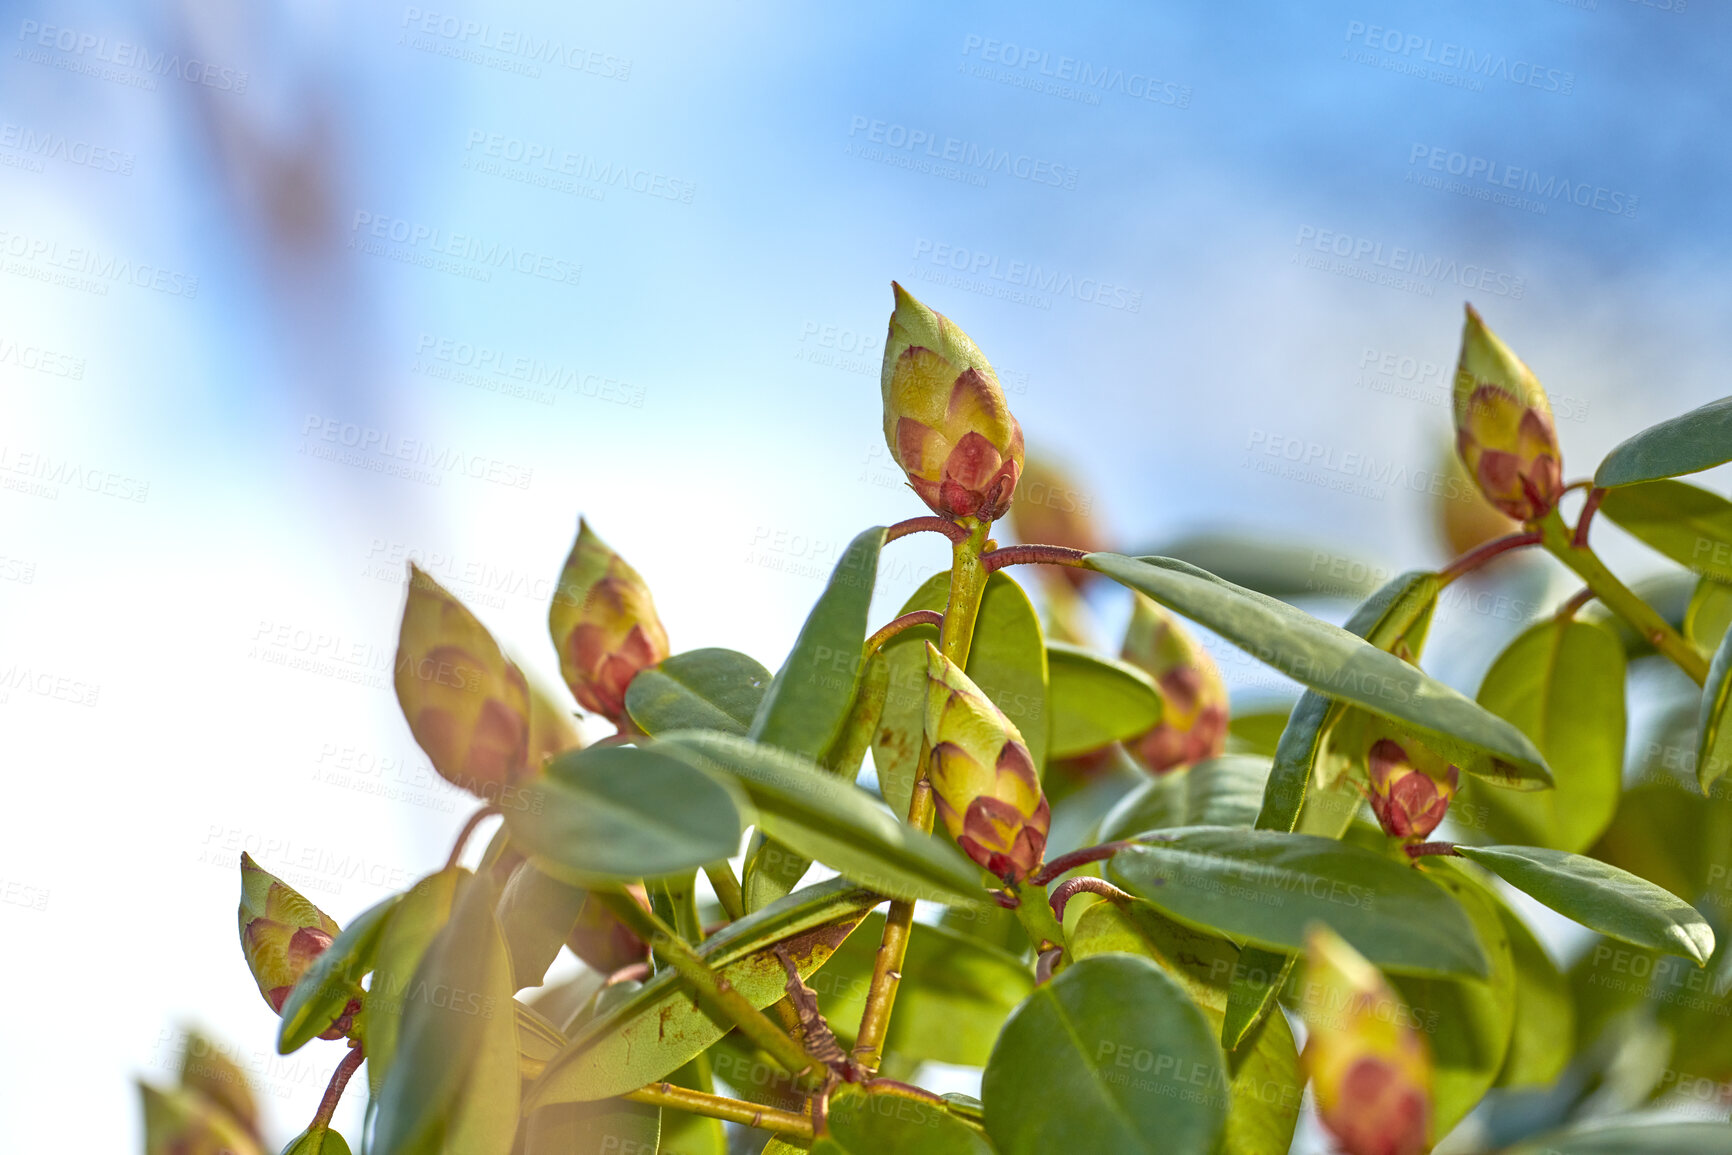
[1220,947,1294,1055]
[277,893,398,1054]
[1686,577,1732,653]
[281,1127,354,1155]
[497,861,589,991]
[815,910,1034,1067]
[1598,479,1732,585]
[659,730,986,907]
[1108,826,1489,979]
[657,1054,728,1155]
[1453,844,1716,963]
[523,1100,659,1155]
[873,571,1049,817]
[982,954,1228,1155]
[1457,617,1626,852]
[1139,532,1388,601]
[526,878,878,1107]
[373,872,519,1155]
[1595,395,1732,488]
[1086,555,1550,788]
[1098,756,1271,840]
[811,1087,994,1154]
[1488,882,1574,1089]
[1045,642,1164,759]
[1507,1121,1732,1154]
[1700,624,1732,794]
[626,647,772,736]
[506,744,745,884]
[1225,705,1294,758]
[364,868,462,1097]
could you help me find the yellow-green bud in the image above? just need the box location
[1121,595,1228,773]
[1365,733,1458,841]
[923,643,1049,883]
[394,563,531,797]
[1436,444,1520,559]
[526,677,584,776]
[1453,305,1563,522]
[548,519,670,723]
[881,282,1024,523]
[1299,925,1432,1155]
[237,854,355,1037]
[1006,452,1104,589]
[177,1031,259,1141]
[139,1082,266,1155]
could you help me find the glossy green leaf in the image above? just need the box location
[277,893,398,1054]
[1686,577,1732,653]
[1108,826,1489,979]
[1598,479,1732,585]
[1595,395,1732,488]
[811,1087,994,1155]
[507,744,745,884]
[1507,1120,1732,1154]
[982,954,1228,1155]
[523,1099,659,1155]
[1220,947,1294,1054]
[1139,532,1387,601]
[1086,554,1551,788]
[626,647,772,736]
[282,1127,354,1155]
[1225,706,1293,758]
[1457,617,1626,852]
[1700,624,1732,794]
[364,868,462,1098]
[1489,885,1574,1089]
[526,878,878,1107]
[1045,641,1164,758]
[1453,844,1715,963]
[873,571,1049,818]
[1065,896,1301,1155]
[1591,781,1730,914]
[817,910,1034,1067]
[497,861,588,990]
[660,730,986,907]
[1098,756,1271,840]
[373,872,519,1155]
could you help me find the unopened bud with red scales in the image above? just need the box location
[548,519,670,724]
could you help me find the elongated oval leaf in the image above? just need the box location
[1099,756,1271,840]
[506,744,744,884]
[1452,844,1716,964]
[1508,1120,1732,1154]
[1086,554,1550,788]
[365,868,463,1098]
[1686,576,1732,653]
[277,893,399,1054]
[1489,883,1573,1089]
[1108,826,1489,978]
[982,954,1229,1155]
[1046,641,1164,758]
[497,861,588,990]
[661,730,986,907]
[812,1086,994,1154]
[526,878,878,1106]
[1598,479,1732,585]
[1699,624,1732,795]
[1457,617,1626,852]
[625,647,771,736]
[1595,395,1732,488]
[1139,532,1388,601]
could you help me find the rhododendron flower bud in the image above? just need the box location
[1366,736,1459,840]
[1453,305,1563,522]
[881,283,1024,523]
[394,564,531,797]
[548,519,669,723]
[1436,445,1520,559]
[236,855,356,1038]
[923,643,1050,883]
[1121,595,1228,773]
[525,678,583,776]
[1300,925,1432,1155]
[139,1083,266,1155]
[566,884,651,974]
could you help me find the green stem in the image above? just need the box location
[1538,509,1708,684]
[703,861,744,922]
[1012,883,1064,951]
[624,1081,813,1137]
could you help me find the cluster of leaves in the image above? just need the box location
[141,289,1732,1155]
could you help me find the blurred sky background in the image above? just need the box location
[2,0,1729,1148]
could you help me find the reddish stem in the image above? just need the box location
[1048,877,1133,923]
[311,1045,364,1132]
[444,805,502,871]
[1438,531,1542,585]
[1028,841,1133,886]
[980,544,1089,573]
[1035,946,1064,986]
[1557,587,1597,621]
[863,610,944,658]
[1573,487,1606,549]
[886,516,969,545]
[1403,841,1461,859]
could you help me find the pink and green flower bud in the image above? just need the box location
[1452,305,1563,522]
[1436,444,1520,560]
[1365,736,1459,841]
[526,677,584,776]
[1300,926,1431,1155]
[923,643,1050,883]
[236,855,355,1038]
[1121,595,1229,773]
[394,564,531,797]
[566,884,652,974]
[1007,453,1105,588]
[139,1082,266,1155]
[881,282,1024,523]
[548,519,670,723]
